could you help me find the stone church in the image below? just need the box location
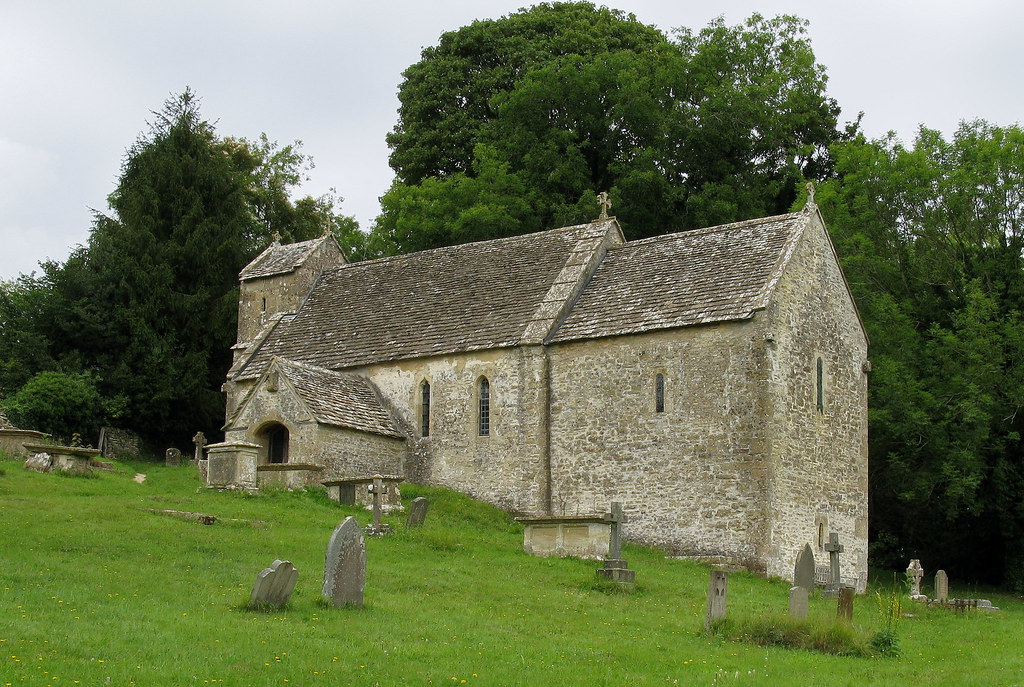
[215,197,869,590]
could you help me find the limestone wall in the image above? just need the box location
[761,211,870,590]
[363,346,549,514]
[546,323,771,569]
[236,240,344,346]
[223,373,405,478]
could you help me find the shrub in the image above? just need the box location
[3,371,105,443]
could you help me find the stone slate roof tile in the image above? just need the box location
[549,212,805,343]
[236,222,616,378]
[276,359,403,438]
[239,236,333,281]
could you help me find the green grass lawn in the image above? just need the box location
[1,456,1022,687]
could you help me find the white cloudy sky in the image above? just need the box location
[1,0,1020,280]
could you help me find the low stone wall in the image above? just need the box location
[517,515,610,560]
[257,463,325,489]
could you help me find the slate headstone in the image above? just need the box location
[934,570,949,602]
[788,585,809,619]
[406,497,429,528]
[705,570,728,630]
[322,516,366,607]
[249,560,298,608]
[837,586,855,621]
[793,543,815,590]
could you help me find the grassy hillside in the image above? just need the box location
[1,456,1022,686]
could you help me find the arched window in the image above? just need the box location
[478,377,490,436]
[262,423,289,464]
[420,380,431,437]
[816,357,824,413]
[655,373,665,413]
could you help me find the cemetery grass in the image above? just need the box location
[1,459,1023,687]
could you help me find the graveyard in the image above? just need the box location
[1,454,1022,686]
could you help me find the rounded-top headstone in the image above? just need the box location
[322,516,366,607]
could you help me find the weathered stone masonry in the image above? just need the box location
[218,204,869,590]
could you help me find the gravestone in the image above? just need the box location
[824,532,844,597]
[249,560,298,608]
[788,586,809,619]
[934,570,949,602]
[365,476,394,536]
[406,497,429,528]
[793,544,815,590]
[906,559,925,600]
[165,448,183,466]
[705,570,728,630]
[192,431,207,462]
[596,501,635,584]
[837,586,855,621]
[322,517,366,607]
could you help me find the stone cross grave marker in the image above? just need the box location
[596,501,635,583]
[934,569,949,602]
[837,586,855,622]
[249,560,298,608]
[165,448,183,466]
[788,586,809,619]
[705,570,729,630]
[406,496,429,528]
[824,532,844,596]
[604,501,627,560]
[906,559,924,598]
[365,475,394,536]
[192,431,207,462]
[793,543,815,590]
[322,516,366,607]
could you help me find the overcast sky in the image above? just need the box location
[1,0,1020,280]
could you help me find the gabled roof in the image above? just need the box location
[549,212,805,343]
[228,358,403,438]
[239,235,338,281]
[233,221,621,379]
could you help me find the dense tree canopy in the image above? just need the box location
[373,3,845,252]
[0,90,359,447]
[818,121,1024,588]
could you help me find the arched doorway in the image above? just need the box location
[260,423,289,464]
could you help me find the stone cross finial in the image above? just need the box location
[805,181,816,206]
[271,231,282,244]
[603,501,627,560]
[596,191,612,220]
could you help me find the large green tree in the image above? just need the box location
[818,121,1024,587]
[374,3,845,252]
[0,90,360,447]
